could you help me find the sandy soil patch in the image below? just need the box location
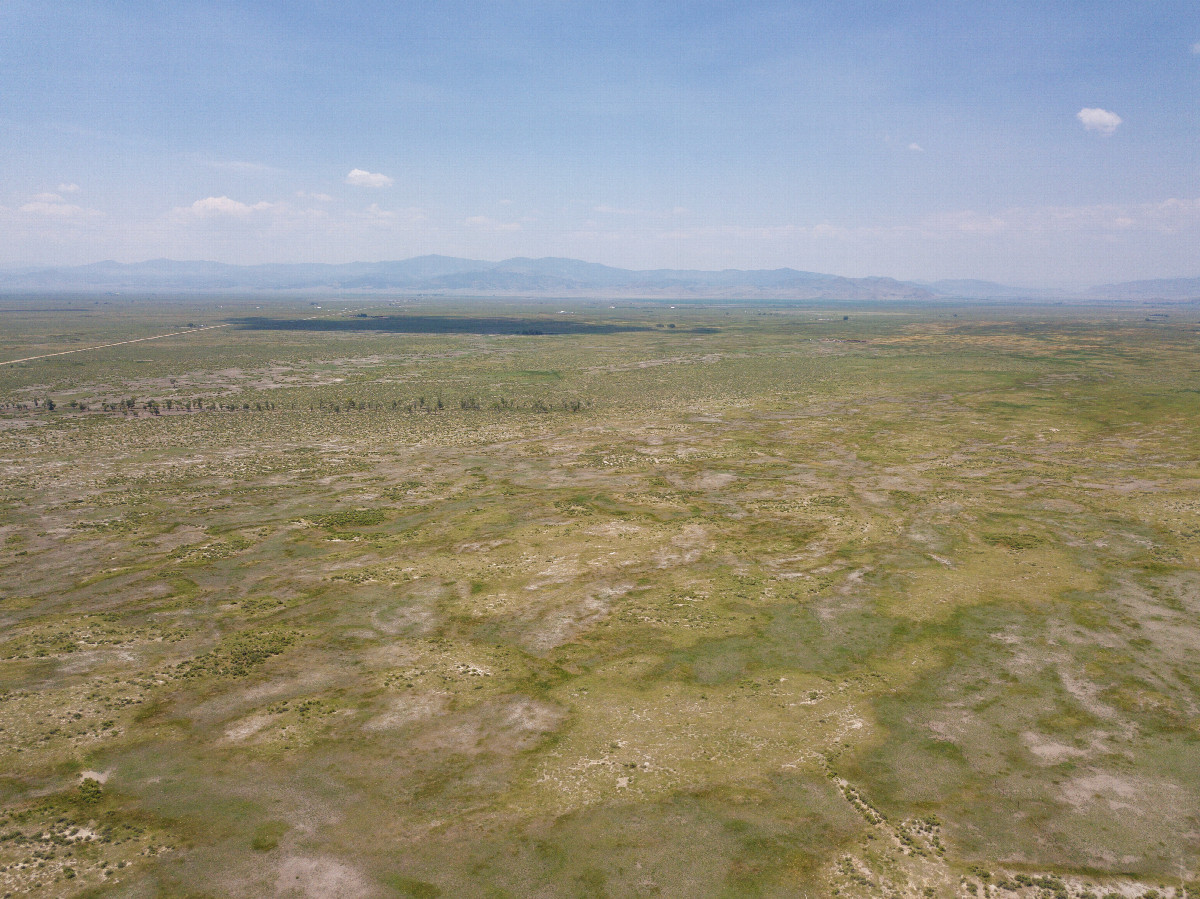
[413,696,565,755]
[1021,731,1087,764]
[224,713,273,742]
[522,583,633,653]
[364,692,449,732]
[696,471,738,490]
[275,855,379,898]
[1059,771,1144,811]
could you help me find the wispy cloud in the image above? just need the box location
[595,204,691,218]
[1077,107,1122,135]
[924,198,1200,237]
[1191,40,1200,54]
[641,196,1200,247]
[57,182,80,193]
[908,143,924,152]
[18,190,101,220]
[19,200,99,219]
[183,196,275,217]
[296,191,334,202]
[595,204,642,215]
[465,215,521,231]
[349,204,426,227]
[901,197,1200,243]
[195,157,277,173]
[346,168,393,188]
[911,197,1200,237]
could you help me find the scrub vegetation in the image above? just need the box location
[0,295,1197,898]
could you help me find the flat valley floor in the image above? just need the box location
[0,297,1197,898]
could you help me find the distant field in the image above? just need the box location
[1,296,1197,898]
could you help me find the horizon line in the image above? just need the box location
[7,255,1199,292]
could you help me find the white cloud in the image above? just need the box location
[1077,107,1122,135]
[1191,40,1200,54]
[58,183,80,193]
[19,200,95,218]
[908,143,924,152]
[345,168,393,188]
[185,196,274,216]
[18,190,101,220]
[296,191,334,202]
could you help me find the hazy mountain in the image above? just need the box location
[922,279,1068,299]
[0,256,491,292]
[0,257,937,299]
[1088,277,1200,301]
[1,257,1196,300]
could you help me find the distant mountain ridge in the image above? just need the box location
[0,257,1197,300]
[0,256,936,299]
[919,279,1069,299]
[1087,277,1200,301]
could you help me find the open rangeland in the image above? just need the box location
[0,296,1197,898]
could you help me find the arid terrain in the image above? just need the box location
[1,296,1197,898]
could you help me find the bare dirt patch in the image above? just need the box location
[275,855,380,899]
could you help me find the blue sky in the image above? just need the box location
[2,1,1198,284]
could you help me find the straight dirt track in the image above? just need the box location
[0,323,232,367]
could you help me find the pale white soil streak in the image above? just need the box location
[0,323,232,366]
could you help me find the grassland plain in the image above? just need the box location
[0,295,1198,899]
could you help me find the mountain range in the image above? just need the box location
[1,257,1197,301]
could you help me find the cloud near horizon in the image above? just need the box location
[18,190,101,220]
[465,215,522,231]
[19,200,98,219]
[185,196,275,216]
[1077,107,1122,135]
[594,204,641,215]
[345,168,394,188]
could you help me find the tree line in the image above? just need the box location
[4,395,589,416]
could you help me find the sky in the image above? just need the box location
[2,1,1198,285]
